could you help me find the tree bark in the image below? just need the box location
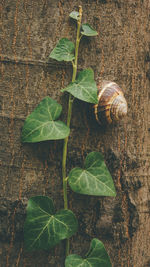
[0,0,149,266]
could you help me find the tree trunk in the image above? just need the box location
[0,0,149,266]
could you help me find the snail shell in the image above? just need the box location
[94,81,127,124]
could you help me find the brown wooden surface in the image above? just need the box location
[0,0,150,266]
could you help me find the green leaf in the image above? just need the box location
[65,238,112,267]
[69,11,79,20]
[81,23,98,36]
[24,196,78,251]
[49,38,75,62]
[68,152,116,197]
[61,69,98,104]
[21,96,70,143]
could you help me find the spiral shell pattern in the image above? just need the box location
[94,81,127,124]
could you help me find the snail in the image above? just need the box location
[94,81,127,124]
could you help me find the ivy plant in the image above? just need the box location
[21,6,116,267]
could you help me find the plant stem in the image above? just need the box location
[62,6,82,257]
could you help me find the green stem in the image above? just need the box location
[62,5,82,257]
[62,94,73,210]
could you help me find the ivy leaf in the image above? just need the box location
[61,69,98,104]
[65,238,112,267]
[21,96,70,143]
[49,38,75,62]
[81,23,98,36]
[69,11,79,20]
[24,196,78,251]
[68,152,116,197]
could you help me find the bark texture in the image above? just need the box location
[0,0,150,266]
